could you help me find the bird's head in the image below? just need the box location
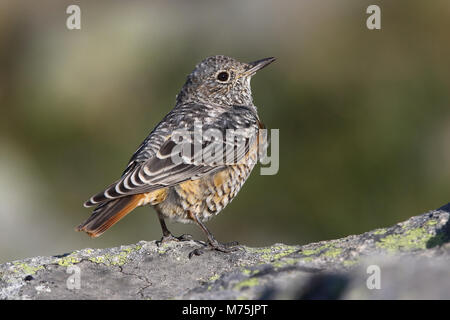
[176,55,275,107]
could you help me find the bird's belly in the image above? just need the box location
[155,163,255,223]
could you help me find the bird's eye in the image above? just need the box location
[216,71,230,82]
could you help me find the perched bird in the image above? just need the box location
[77,55,275,256]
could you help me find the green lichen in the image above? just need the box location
[426,220,438,226]
[246,247,272,254]
[88,256,106,264]
[208,274,220,281]
[241,269,252,276]
[89,253,126,266]
[234,278,260,291]
[241,268,261,276]
[87,246,141,266]
[55,256,81,267]
[12,262,44,275]
[301,243,342,259]
[272,258,298,269]
[301,243,333,256]
[323,247,342,258]
[301,249,319,256]
[376,227,434,253]
[108,252,129,266]
[373,228,387,235]
[258,245,298,262]
[342,259,359,267]
[157,248,167,254]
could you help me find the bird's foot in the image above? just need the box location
[156,233,192,246]
[188,240,240,258]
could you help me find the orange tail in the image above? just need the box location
[76,194,143,238]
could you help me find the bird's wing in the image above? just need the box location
[84,105,261,207]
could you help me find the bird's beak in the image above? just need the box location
[245,57,276,76]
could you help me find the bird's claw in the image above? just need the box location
[188,240,240,258]
[156,233,192,247]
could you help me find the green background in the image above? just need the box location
[1,0,449,262]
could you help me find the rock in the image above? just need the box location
[1,204,449,300]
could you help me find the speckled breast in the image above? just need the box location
[155,152,258,223]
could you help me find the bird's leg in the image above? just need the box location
[188,212,239,258]
[155,209,192,246]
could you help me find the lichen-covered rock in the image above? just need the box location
[1,204,449,299]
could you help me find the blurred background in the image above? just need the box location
[1,0,449,263]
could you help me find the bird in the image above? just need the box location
[76,55,275,257]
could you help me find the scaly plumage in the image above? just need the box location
[77,55,275,256]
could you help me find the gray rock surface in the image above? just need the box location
[1,204,449,299]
